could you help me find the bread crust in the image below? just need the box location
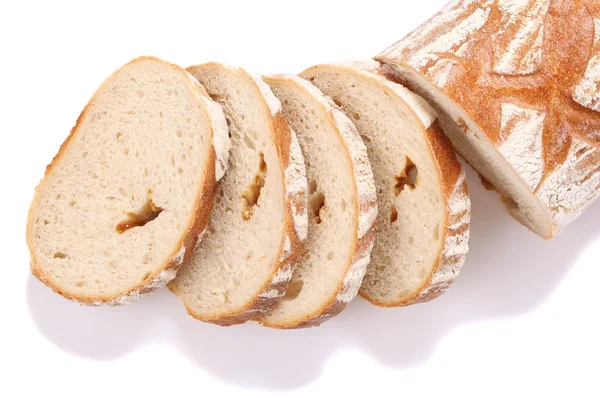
[360,122,470,307]
[377,0,600,239]
[256,75,377,329]
[170,65,308,326]
[301,63,470,307]
[393,122,470,306]
[26,56,229,305]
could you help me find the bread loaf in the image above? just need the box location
[301,62,471,307]
[168,64,308,326]
[377,0,600,239]
[26,56,230,305]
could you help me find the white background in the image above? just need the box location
[1,1,599,398]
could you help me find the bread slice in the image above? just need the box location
[301,61,470,307]
[256,75,377,329]
[168,64,308,326]
[377,0,600,239]
[26,56,230,305]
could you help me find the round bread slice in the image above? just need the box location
[26,56,230,306]
[256,75,378,329]
[168,64,308,326]
[300,61,471,307]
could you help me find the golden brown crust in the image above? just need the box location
[378,0,600,238]
[255,78,377,328]
[204,111,308,327]
[359,122,470,307]
[26,56,223,305]
[170,65,308,326]
[409,124,471,305]
[272,228,376,329]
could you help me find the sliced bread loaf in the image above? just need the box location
[256,75,377,329]
[377,0,600,239]
[301,61,470,307]
[26,56,230,305]
[168,64,308,326]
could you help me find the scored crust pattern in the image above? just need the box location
[378,0,600,236]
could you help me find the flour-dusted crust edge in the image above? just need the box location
[170,66,308,326]
[256,75,378,329]
[315,62,471,307]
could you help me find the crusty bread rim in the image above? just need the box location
[169,64,308,326]
[26,56,230,306]
[378,61,556,239]
[301,62,470,307]
[256,74,377,329]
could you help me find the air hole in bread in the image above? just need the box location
[341,200,347,211]
[390,205,399,224]
[246,250,253,260]
[176,129,183,138]
[327,251,334,260]
[393,158,418,196]
[241,153,267,221]
[433,224,440,240]
[309,191,326,224]
[361,135,372,143]
[408,236,414,245]
[116,132,123,139]
[53,251,68,259]
[68,201,76,207]
[284,280,304,301]
[332,98,342,107]
[308,179,318,194]
[82,152,88,158]
[352,112,361,121]
[143,271,151,280]
[124,148,129,155]
[76,281,85,287]
[116,198,164,234]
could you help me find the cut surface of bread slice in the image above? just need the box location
[301,61,470,307]
[169,64,308,326]
[26,56,230,305]
[256,75,377,329]
[377,0,600,239]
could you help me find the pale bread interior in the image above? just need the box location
[170,65,287,319]
[259,76,359,326]
[387,65,552,238]
[302,66,446,305]
[27,58,217,300]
